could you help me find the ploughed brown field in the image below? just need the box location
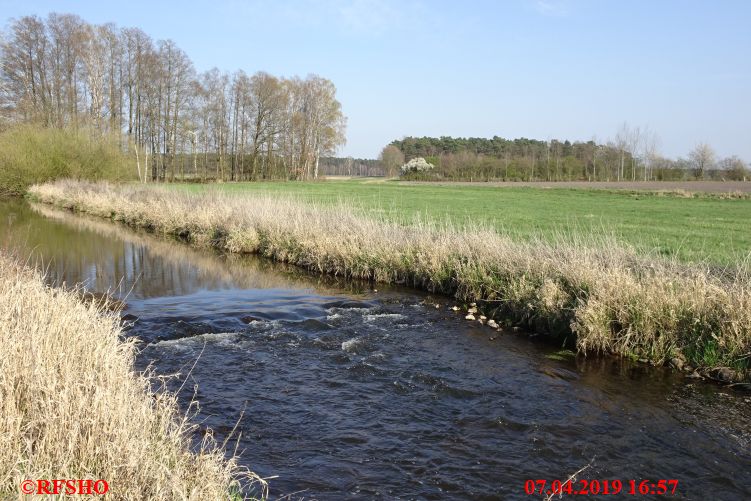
[400,180,751,193]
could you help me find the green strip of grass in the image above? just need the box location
[173,180,751,265]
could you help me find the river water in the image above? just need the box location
[2,199,750,500]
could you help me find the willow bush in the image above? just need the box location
[0,125,131,197]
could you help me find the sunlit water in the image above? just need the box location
[2,200,750,500]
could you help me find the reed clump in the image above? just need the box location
[0,253,265,499]
[29,180,751,381]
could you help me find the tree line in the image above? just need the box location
[0,13,346,182]
[383,125,748,182]
[318,157,382,177]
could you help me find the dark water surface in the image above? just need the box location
[2,200,750,500]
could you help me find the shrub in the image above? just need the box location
[400,157,435,175]
[0,125,131,197]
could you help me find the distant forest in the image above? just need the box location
[384,133,749,182]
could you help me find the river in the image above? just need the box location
[2,199,749,500]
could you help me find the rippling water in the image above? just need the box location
[2,200,750,500]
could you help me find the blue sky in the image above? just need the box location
[2,0,750,160]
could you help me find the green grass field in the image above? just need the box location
[175,180,751,265]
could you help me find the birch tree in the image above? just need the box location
[689,143,715,179]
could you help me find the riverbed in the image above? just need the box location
[2,199,749,500]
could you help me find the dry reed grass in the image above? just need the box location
[0,253,266,499]
[29,180,751,381]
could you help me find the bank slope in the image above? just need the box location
[29,180,751,383]
[0,253,265,499]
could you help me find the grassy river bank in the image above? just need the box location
[28,180,751,383]
[174,179,751,265]
[0,253,265,499]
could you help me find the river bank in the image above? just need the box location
[28,180,751,383]
[0,251,265,499]
[4,197,751,499]
[171,178,751,264]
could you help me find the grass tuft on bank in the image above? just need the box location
[29,180,751,382]
[0,253,266,499]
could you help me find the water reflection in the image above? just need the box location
[0,200,373,299]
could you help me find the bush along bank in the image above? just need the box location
[0,125,132,197]
[29,180,751,383]
[0,253,266,499]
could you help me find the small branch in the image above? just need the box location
[544,460,593,501]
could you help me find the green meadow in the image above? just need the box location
[176,180,751,265]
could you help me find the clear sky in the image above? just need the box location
[1,0,750,161]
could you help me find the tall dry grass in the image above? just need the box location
[0,254,266,499]
[29,180,751,381]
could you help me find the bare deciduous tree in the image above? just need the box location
[718,155,748,181]
[689,143,715,179]
[379,145,404,177]
[640,127,660,181]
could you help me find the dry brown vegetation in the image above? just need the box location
[29,180,751,381]
[0,253,266,499]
